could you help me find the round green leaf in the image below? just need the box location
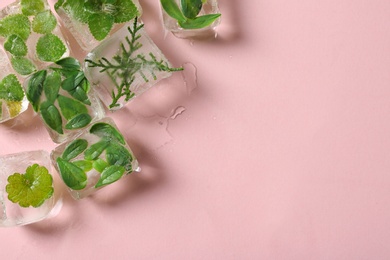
[0,74,24,102]
[4,34,28,56]
[21,0,45,16]
[11,56,36,76]
[0,14,31,40]
[114,0,139,23]
[32,10,57,34]
[36,33,67,62]
[88,13,114,41]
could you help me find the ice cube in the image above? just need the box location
[54,0,143,51]
[23,57,105,143]
[84,19,180,110]
[0,0,70,76]
[0,150,63,227]
[51,117,140,200]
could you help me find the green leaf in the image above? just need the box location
[55,57,81,71]
[90,122,126,144]
[179,13,221,29]
[0,74,24,102]
[95,165,125,188]
[32,10,57,34]
[84,140,110,161]
[88,13,114,41]
[57,94,88,120]
[181,0,202,19]
[43,71,61,103]
[61,71,85,91]
[106,143,133,171]
[40,101,63,134]
[6,101,23,117]
[68,85,91,105]
[65,113,92,130]
[114,0,139,23]
[0,14,31,40]
[11,56,36,76]
[73,160,93,172]
[6,164,54,208]
[21,0,45,16]
[161,0,186,22]
[4,34,28,56]
[26,70,46,111]
[92,158,108,173]
[62,138,88,161]
[36,33,67,62]
[54,0,65,11]
[56,157,87,190]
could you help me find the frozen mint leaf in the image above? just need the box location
[106,143,133,171]
[61,0,90,23]
[65,113,92,130]
[161,0,186,22]
[4,35,28,57]
[6,164,54,208]
[6,101,23,118]
[68,85,91,105]
[179,13,221,29]
[0,14,31,40]
[73,160,93,172]
[56,157,87,190]
[88,13,114,41]
[40,101,63,134]
[26,70,46,111]
[43,71,61,103]
[61,71,85,91]
[84,140,110,161]
[56,57,81,71]
[93,158,108,173]
[62,138,88,161]
[90,122,126,144]
[95,165,125,188]
[181,0,202,19]
[0,74,24,102]
[114,0,139,23]
[11,56,36,76]
[32,10,57,34]
[57,94,88,120]
[36,33,66,62]
[21,0,45,16]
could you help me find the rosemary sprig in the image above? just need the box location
[85,17,183,109]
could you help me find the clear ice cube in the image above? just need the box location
[51,117,140,200]
[84,20,176,110]
[0,150,63,227]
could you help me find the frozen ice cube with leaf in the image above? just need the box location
[23,57,105,143]
[51,117,140,200]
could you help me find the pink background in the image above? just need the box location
[1,0,390,259]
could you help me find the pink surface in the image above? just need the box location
[1,0,390,259]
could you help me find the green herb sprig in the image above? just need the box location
[161,0,221,29]
[85,17,183,109]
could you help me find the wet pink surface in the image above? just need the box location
[1,0,390,259]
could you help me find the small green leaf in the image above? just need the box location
[178,13,221,29]
[84,140,110,161]
[93,158,108,173]
[61,71,85,91]
[57,95,88,120]
[32,10,57,34]
[0,74,24,102]
[61,0,90,23]
[54,0,64,11]
[88,13,114,41]
[4,34,28,56]
[65,113,92,130]
[0,14,31,40]
[106,143,133,171]
[56,157,87,190]
[181,0,203,19]
[43,71,61,103]
[26,70,46,111]
[90,122,126,144]
[6,164,53,208]
[55,57,81,71]
[73,160,93,172]
[68,85,91,105]
[40,101,63,134]
[95,165,125,188]
[21,0,45,16]
[11,56,36,76]
[36,33,67,62]
[114,0,139,23]
[7,101,23,117]
[62,138,88,161]
[161,0,186,22]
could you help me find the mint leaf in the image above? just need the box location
[62,138,88,161]
[0,74,24,102]
[88,13,114,41]
[26,70,46,111]
[90,122,126,144]
[21,0,45,16]
[68,85,91,105]
[57,94,88,120]
[36,33,66,62]
[181,0,202,19]
[61,0,91,23]
[40,101,63,134]
[179,14,221,29]
[161,0,186,22]
[32,10,57,34]
[65,113,92,130]
[73,160,93,172]
[56,157,87,190]
[93,158,108,173]
[0,14,31,40]
[84,140,110,161]
[114,0,139,23]
[4,35,28,56]
[95,165,125,188]
[56,57,81,71]
[11,56,36,76]
[61,71,85,91]
[106,143,133,171]
[43,71,61,103]
[6,164,53,208]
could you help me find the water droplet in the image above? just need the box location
[170,106,186,119]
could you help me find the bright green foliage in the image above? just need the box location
[40,101,63,134]
[73,160,93,172]
[57,95,88,120]
[179,14,221,29]
[181,0,202,19]
[95,165,125,188]
[56,157,87,190]
[6,164,54,208]
[4,35,28,56]
[26,70,46,111]
[36,33,66,62]
[62,138,88,161]
[32,10,57,34]
[21,0,46,16]
[11,56,36,76]
[0,74,24,102]
[84,140,110,161]
[88,13,114,41]
[93,158,108,173]
[65,113,92,129]
[0,14,31,40]
[43,71,61,103]
[90,122,126,144]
